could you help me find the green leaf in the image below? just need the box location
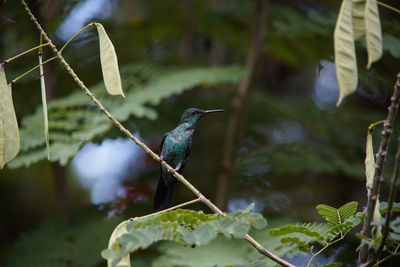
[317,204,339,227]
[0,66,20,168]
[103,208,266,266]
[365,132,374,197]
[338,201,359,221]
[390,217,400,234]
[379,202,400,215]
[269,224,325,241]
[96,23,125,97]
[352,0,365,40]
[317,201,358,227]
[364,0,382,69]
[334,0,358,105]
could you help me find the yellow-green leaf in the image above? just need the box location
[352,0,366,41]
[0,66,20,168]
[365,132,374,196]
[39,52,50,160]
[334,0,358,106]
[96,23,125,97]
[365,0,382,69]
[103,220,130,267]
[372,199,382,240]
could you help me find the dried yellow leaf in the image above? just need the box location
[96,23,125,97]
[352,0,366,41]
[334,0,358,105]
[39,53,50,160]
[365,133,375,196]
[365,0,382,69]
[0,66,20,168]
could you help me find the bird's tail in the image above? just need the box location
[154,178,176,210]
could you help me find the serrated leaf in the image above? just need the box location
[334,0,358,105]
[352,0,366,40]
[365,133,374,197]
[104,208,267,266]
[96,23,125,97]
[0,66,20,168]
[38,48,50,160]
[364,0,382,69]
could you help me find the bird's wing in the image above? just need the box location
[160,132,169,154]
[178,139,191,173]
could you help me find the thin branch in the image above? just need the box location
[129,198,201,222]
[377,1,400,15]
[59,22,95,53]
[2,42,50,65]
[20,1,294,266]
[306,236,344,267]
[368,120,385,133]
[359,73,400,265]
[10,56,57,84]
[375,133,400,259]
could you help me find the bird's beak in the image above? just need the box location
[204,109,225,114]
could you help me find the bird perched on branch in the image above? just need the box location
[154,108,224,210]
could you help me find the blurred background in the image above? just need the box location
[1,0,400,266]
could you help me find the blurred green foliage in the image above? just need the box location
[1,0,400,266]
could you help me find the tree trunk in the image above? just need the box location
[215,0,269,210]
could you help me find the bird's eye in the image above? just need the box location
[190,111,196,115]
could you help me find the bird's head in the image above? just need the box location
[180,108,224,126]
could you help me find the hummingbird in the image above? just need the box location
[153,108,224,210]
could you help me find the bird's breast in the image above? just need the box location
[161,133,191,166]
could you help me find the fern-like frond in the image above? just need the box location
[316,201,358,227]
[102,208,266,267]
[9,64,245,168]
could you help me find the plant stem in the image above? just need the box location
[358,73,400,266]
[59,23,96,53]
[377,1,400,15]
[375,133,400,260]
[2,43,50,65]
[368,120,385,133]
[21,1,295,266]
[10,56,57,84]
[306,237,344,267]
